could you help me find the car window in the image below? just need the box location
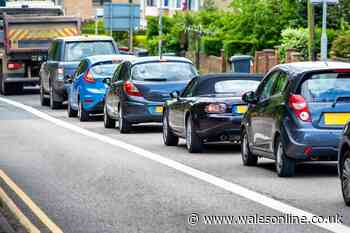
[64,41,116,62]
[182,78,198,97]
[112,64,122,82]
[258,71,280,101]
[75,60,88,78]
[301,72,350,102]
[120,63,130,81]
[131,62,196,82]
[48,41,58,61]
[272,72,288,95]
[214,80,260,96]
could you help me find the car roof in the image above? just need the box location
[128,56,193,65]
[277,61,350,76]
[85,54,136,64]
[199,73,263,81]
[56,35,115,42]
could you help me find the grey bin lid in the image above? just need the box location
[229,55,252,62]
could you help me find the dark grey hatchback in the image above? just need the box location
[241,62,350,177]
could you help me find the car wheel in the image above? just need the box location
[49,87,61,110]
[78,99,89,122]
[104,104,115,128]
[118,105,131,133]
[186,115,203,153]
[275,137,295,177]
[341,151,350,206]
[67,100,78,118]
[162,110,179,146]
[241,129,258,166]
[40,84,49,106]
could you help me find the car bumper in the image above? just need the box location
[196,114,243,142]
[123,100,164,124]
[283,123,341,161]
[3,77,39,84]
[81,91,105,113]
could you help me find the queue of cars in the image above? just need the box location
[37,36,350,206]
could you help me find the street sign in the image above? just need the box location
[104,3,140,32]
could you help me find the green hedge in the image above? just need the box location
[203,37,223,56]
[331,33,350,58]
[223,40,256,57]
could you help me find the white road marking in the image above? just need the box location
[0,96,348,233]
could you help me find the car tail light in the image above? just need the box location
[124,81,141,97]
[289,94,311,122]
[205,103,227,113]
[7,62,22,70]
[83,70,95,83]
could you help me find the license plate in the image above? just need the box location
[155,106,163,113]
[324,113,350,125]
[234,105,248,114]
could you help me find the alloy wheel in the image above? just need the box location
[186,121,192,150]
[342,157,350,203]
[276,142,284,174]
[163,115,168,143]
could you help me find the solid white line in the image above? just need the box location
[0,96,349,233]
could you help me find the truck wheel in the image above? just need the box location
[40,84,49,106]
[275,137,296,177]
[78,99,89,122]
[67,100,78,118]
[186,115,203,153]
[104,104,115,128]
[49,87,61,109]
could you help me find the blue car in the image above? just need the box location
[241,62,350,177]
[67,54,134,121]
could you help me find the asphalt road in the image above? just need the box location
[0,88,349,233]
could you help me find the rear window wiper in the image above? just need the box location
[332,96,350,107]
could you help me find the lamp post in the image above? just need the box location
[310,0,339,62]
[158,0,163,58]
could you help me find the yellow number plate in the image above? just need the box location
[155,106,163,113]
[236,105,248,114]
[324,113,350,125]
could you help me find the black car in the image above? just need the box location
[162,73,262,153]
[241,62,350,177]
[40,36,119,109]
[338,122,350,206]
[103,56,197,133]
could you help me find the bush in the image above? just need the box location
[134,35,147,48]
[278,28,308,63]
[203,37,223,56]
[223,40,256,57]
[81,20,106,35]
[331,34,350,58]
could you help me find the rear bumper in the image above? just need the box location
[3,77,39,84]
[283,122,341,161]
[81,91,106,113]
[123,100,164,124]
[196,114,243,141]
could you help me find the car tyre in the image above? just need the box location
[104,104,115,128]
[275,137,295,177]
[186,115,203,153]
[241,129,258,166]
[341,151,350,206]
[118,105,131,133]
[40,83,50,106]
[50,86,61,109]
[67,100,78,118]
[78,99,89,122]
[162,110,179,146]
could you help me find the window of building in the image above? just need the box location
[147,0,155,6]
[93,0,112,7]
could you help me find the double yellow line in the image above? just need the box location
[0,170,63,233]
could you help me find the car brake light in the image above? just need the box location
[205,103,227,113]
[289,94,311,122]
[83,70,95,83]
[58,67,64,75]
[7,62,22,70]
[124,81,141,97]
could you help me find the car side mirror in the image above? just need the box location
[170,91,180,99]
[103,77,112,86]
[242,91,258,104]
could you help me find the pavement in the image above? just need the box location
[0,88,349,233]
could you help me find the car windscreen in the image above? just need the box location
[196,78,260,96]
[91,64,118,76]
[301,72,350,102]
[131,62,197,81]
[64,41,116,62]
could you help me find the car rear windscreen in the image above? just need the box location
[214,80,260,95]
[65,41,116,62]
[301,72,350,102]
[91,64,118,76]
[131,62,197,81]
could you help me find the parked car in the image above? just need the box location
[162,73,262,153]
[40,36,119,109]
[103,56,197,133]
[241,62,350,177]
[67,54,134,121]
[338,122,350,206]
